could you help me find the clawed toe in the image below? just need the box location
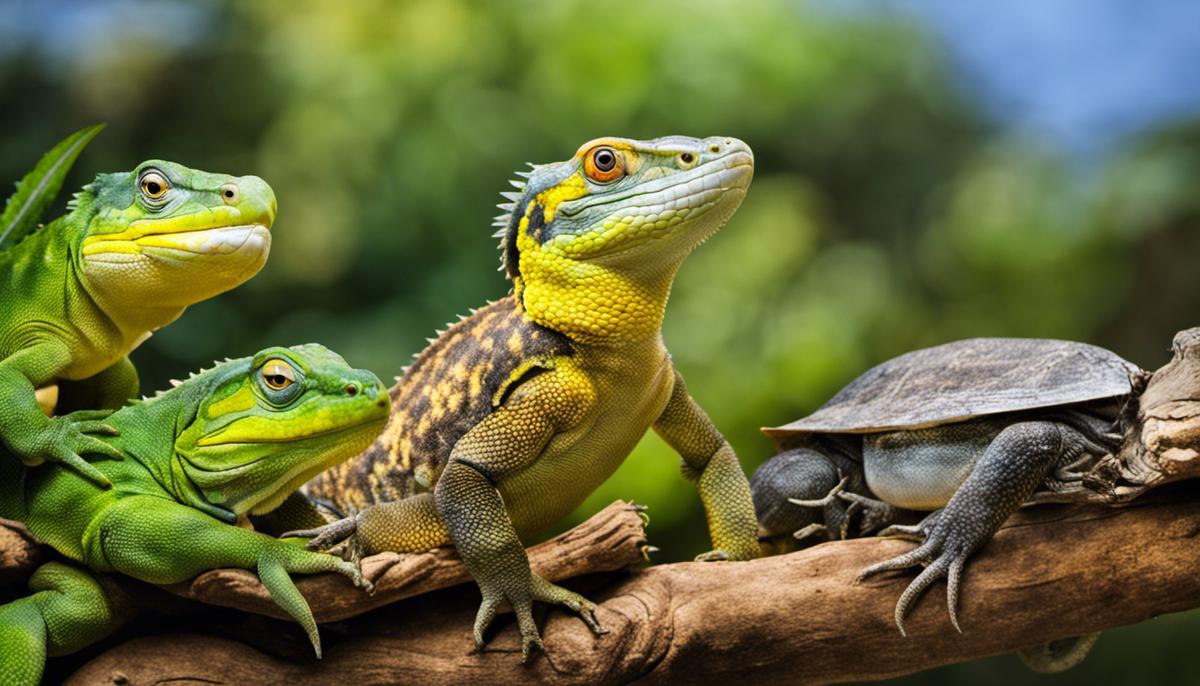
[859,538,970,637]
[787,476,849,508]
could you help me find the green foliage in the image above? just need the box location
[0,123,104,250]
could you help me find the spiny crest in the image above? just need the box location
[65,186,91,212]
[495,167,534,279]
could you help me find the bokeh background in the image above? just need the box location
[2,0,1198,682]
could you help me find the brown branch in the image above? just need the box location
[66,485,1200,685]
[0,519,45,585]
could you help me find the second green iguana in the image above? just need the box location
[294,135,761,660]
[0,343,389,685]
[0,126,276,489]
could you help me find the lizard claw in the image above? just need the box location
[627,502,651,527]
[283,514,358,551]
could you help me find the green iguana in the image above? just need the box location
[292,135,761,660]
[0,126,276,486]
[0,344,388,685]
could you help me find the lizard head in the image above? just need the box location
[167,344,388,518]
[72,160,276,322]
[498,136,753,342]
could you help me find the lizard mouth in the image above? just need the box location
[81,224,271,262]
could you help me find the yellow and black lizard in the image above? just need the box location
[292,135,759,660]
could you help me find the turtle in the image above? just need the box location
[751,337,1144,637]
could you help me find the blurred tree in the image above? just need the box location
[1,1,1197,682]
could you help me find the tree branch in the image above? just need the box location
[65,485,1200,685]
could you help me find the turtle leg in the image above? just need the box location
[858,421,1081,636]
[836,491,901,536]
[750,447,854,545]
[877,510,941,542]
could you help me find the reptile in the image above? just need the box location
[293,135,761,660]
[0,125,276,486]
[750,337,1141,670]
[0,343,389,685]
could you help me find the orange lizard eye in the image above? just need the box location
[583,146,625,183]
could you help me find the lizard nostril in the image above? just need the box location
[710,144,720,154]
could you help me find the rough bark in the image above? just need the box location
[66,484,1200,685]
[1086,327,1200,501]
[0,519,44,584]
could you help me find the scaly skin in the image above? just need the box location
[0,344,389,684]
[753,415,1116,635]
[296,136,760,660]
[0,160,276,486]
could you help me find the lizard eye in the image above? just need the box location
[584,146,624,183]
[139,170,171,201]
[261,361,296,391]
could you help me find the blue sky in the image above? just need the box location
[4,0,1199,157]
[887,0,1200,154]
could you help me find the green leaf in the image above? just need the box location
[0,123,106,251]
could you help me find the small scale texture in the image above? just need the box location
[863,422,1001,510]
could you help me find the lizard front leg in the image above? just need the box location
[295,364,605,661]
[436,378,605,661]
[0,343,122,486]
[90,495,368,658]
[654,369,759,561]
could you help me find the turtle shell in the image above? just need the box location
[764,338,1142,438]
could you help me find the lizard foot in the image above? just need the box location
[877,510,941,542]
[474,574,606,663]
[284,514,358,551]
[787,475,848,508]
[282,515,370,589]
[13,412,124,488]
[857,509,971,637]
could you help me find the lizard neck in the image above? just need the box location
[66,230,186,343]
[513,256,681,347]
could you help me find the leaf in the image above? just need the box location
[0,123,106,251]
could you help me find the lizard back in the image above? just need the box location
[304,296,573,513]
